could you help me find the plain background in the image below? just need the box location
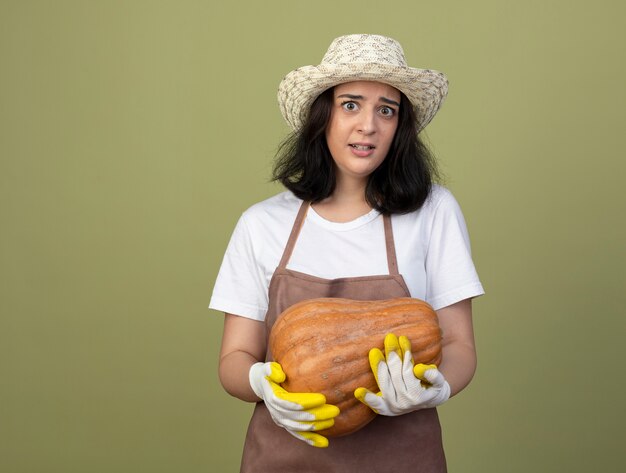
[1,0,625,471]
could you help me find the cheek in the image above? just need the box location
[326,119,347,146]
[382,124,398,149]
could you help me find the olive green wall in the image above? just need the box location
[1,0,624,471]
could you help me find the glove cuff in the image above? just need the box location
[248,362,266,400]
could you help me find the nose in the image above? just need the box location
[357,109,376,135]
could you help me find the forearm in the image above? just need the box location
[438,341,476,397]
[219,350,262,402]
[218,313,267,402]
[435,298,477,397]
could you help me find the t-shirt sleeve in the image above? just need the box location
[425,189,485,310]
[208,214,269,321]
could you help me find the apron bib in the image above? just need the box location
[240,201,446,472]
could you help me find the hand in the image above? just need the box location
[249,361,340,448]
[354,333,450,416]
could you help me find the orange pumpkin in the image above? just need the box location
[269,297,443,437]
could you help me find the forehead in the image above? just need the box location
[333,81,401,100]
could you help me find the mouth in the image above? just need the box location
[349,144,375,151]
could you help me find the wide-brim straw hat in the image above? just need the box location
[278,34,448,133]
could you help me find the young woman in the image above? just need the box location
[210,34,484,472]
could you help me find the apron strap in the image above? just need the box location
[277,200,310,270]
[278,200,400,277]
[383,214,401,276]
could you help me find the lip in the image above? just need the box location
[350,142,376,149]
[349,142,376,157]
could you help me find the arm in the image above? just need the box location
[354,297,476,415]
[436,298,477,397]
[218,312,340,448]
[218,313,266,402]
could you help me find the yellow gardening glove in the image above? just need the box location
[249,361,340,448]
[354,333,450,416]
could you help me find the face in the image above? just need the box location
[325,81,401,185]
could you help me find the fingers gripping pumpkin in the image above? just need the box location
[268,297,443,437]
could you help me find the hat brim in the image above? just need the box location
[278,63,448,132]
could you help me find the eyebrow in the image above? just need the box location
[336,94,400,108]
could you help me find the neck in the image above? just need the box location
[334,171,368,201]
[311,174,372,222]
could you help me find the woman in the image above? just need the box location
[210,34,484,472]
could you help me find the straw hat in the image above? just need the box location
[278,34,448,133]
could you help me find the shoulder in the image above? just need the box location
[234,191,303,247]
[391,185,468,249]
[240,191,302,227]
[393,185,460,222]
[424,184,460,213]
[417,185,467,227]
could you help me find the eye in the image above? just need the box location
[379,106,396,117]
[341,101,358,112]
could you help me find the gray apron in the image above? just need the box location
[240,201,447,472]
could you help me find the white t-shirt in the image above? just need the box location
[209,185,484,321]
